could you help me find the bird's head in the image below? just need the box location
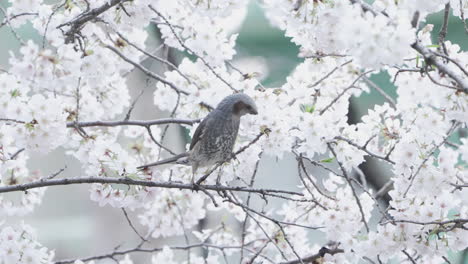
[221,93,258,117]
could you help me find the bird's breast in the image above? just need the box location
[191,116,239,166]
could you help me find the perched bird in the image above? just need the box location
[137,93,258,181]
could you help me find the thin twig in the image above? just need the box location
[412,41,468,93]
[121,208,147,242]
[308,60,353,88]
[149,5,239,92]
[438,3,451,56]
[403,123,459,196]
[401,250,417,264]
[362,77,396,108]
[279,247,344,264]
[319,70,371,115]
[106,44,189,95]
[334,136,395,165]
[328,143,370,233]
[374,180,394,199]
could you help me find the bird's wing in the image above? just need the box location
[190,116,209,150]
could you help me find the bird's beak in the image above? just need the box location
[251,108,258,115]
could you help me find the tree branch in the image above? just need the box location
[279,247,344,264]
[149,5,239,92]
[105,44,189,95]
[362,77,396,108]
[350,0,468,93]
[334,136,396,165]
[55,242,246,264]
[66,118,199,128]
[0,12,38,28]
[438,3,451,56]
[0,176,303,197]
[57,0,130,43]
[328,143,370,233]
[412,41,468,93]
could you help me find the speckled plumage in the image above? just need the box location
[137,93,258,174]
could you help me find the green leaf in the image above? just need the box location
[301,104,315,113]
[320,157,335,163]
[25,123,35,131]
[10,89,20,97]
[426,44,440,48]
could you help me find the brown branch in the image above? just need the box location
[225,192,322,231]
[0,176,303,197]
[299,154,343,177]
[350,0,468,93]
[374,180,394,199]
[402,250,417,264]
[0,118,26,124]
[121,208,147,242]
[308,60,353,88]
[319,70,371,115]
[113,30,197,88]
[328,143,370,232]
[105,44,189,95]
[334,136,396,165]
[442,256,452,264]
[438,3,451,56]
[279,247,344,264]
[7,148,25,160]
[149,5,239,92]
[391,218,468,226]
[451,183,468,188]
[297,154,336,200]
[403,123,459,197]
[66,118,199,128]
[55,242,246,264]
[145,126,176,155]
[362,77,396,108]
[433,51,468,77]
[460,0,468,34]
[240,154,262,263]
[234,132,265,156]
[412,40,468,94]
[224,191,290,262]
[0,12,38,28]
[57,0,130,43]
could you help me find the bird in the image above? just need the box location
[137,93,258,183]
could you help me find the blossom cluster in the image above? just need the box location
[156,0,247,65]
[0,223,53,264]
[263,0,415,68]
[0,123,46,216]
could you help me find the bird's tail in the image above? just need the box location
[137,152,190,170]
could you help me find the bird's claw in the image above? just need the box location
[230,153,239,162]
[216,189,227,198]
[191,176,201,192]
[191,182,200,192]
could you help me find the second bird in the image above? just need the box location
[137,93,258,182]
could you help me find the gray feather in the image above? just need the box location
[137,93,257,173]
[137,152,189,170]
[189,116,208,150]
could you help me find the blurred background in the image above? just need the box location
[1,0,467,263]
